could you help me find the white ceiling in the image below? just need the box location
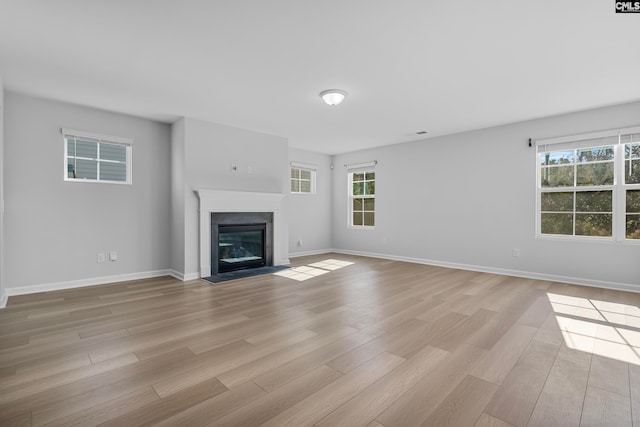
[0,1,638,155]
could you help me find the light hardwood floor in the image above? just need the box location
[1,253,639,426]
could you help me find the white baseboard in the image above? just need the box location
[184,272,200,281]
[4,250,636,305]
[332,249,640,294]
[4,269,173,298]
[289,249,333,258]
[169,270,185,281]
[169,270,200,281]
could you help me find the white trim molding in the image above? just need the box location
[290,161,318,171]
[345,160,377,170]
[62,128,133,145]
[533,125,640,147]
[169,270,201,281]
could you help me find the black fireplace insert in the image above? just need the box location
[217,223,266,273]
[211,212,274,274]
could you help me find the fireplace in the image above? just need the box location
[196,190,288,278]
[211,212,274,274]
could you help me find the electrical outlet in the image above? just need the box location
[512,248,520,257]
[109,251,118,262]
[97,253,106,263]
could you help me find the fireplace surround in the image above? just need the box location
[196,189,289,278]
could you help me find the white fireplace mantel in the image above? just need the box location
[196,189,289,277]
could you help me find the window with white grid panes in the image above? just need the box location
[349,170,375,227]
[536,127,640,242]
[290,167,315,194]
[64,129,132,184]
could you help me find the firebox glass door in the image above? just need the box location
[218,225,265,272]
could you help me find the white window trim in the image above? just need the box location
[290,161,317,171]
[63,128,133,185]
[347,161,376,229]
[534,125,640,244]
[290,162,317,195]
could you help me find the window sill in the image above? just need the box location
[536,234,640,245]
[65,178,131,185]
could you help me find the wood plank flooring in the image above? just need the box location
[1,253,640,426]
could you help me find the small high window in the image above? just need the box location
[290,162,316,194]
[64,128,132,184]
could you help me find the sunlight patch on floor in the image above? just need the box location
[308,259,355,271]
[548,292,640,365]
[274,266,329,282]
[274,259,355,282]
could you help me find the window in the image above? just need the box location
[348,162,376,227]
[290,162,316,194]
[64,128,132,184]
[536,126,640,241]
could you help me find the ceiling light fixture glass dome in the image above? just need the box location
[319,89,347,106]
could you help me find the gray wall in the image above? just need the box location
[0,76,4,305]
[171,117,289,278]
[2,89,638,295]
[332,101,640,288]
[288,147,333,256]
[3,93,172,291]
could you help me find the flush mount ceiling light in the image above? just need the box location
[319,89,347,106]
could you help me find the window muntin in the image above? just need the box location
[350,170,375,227]
[540,190,613,237]
[536,128,640,242]
[540,146,615,188]
[623,133,640,239]
[290,166,315,194]
[540,150,574,187]
[624,134,640,185]
[64,129,132,184]
[626,189,640,239]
